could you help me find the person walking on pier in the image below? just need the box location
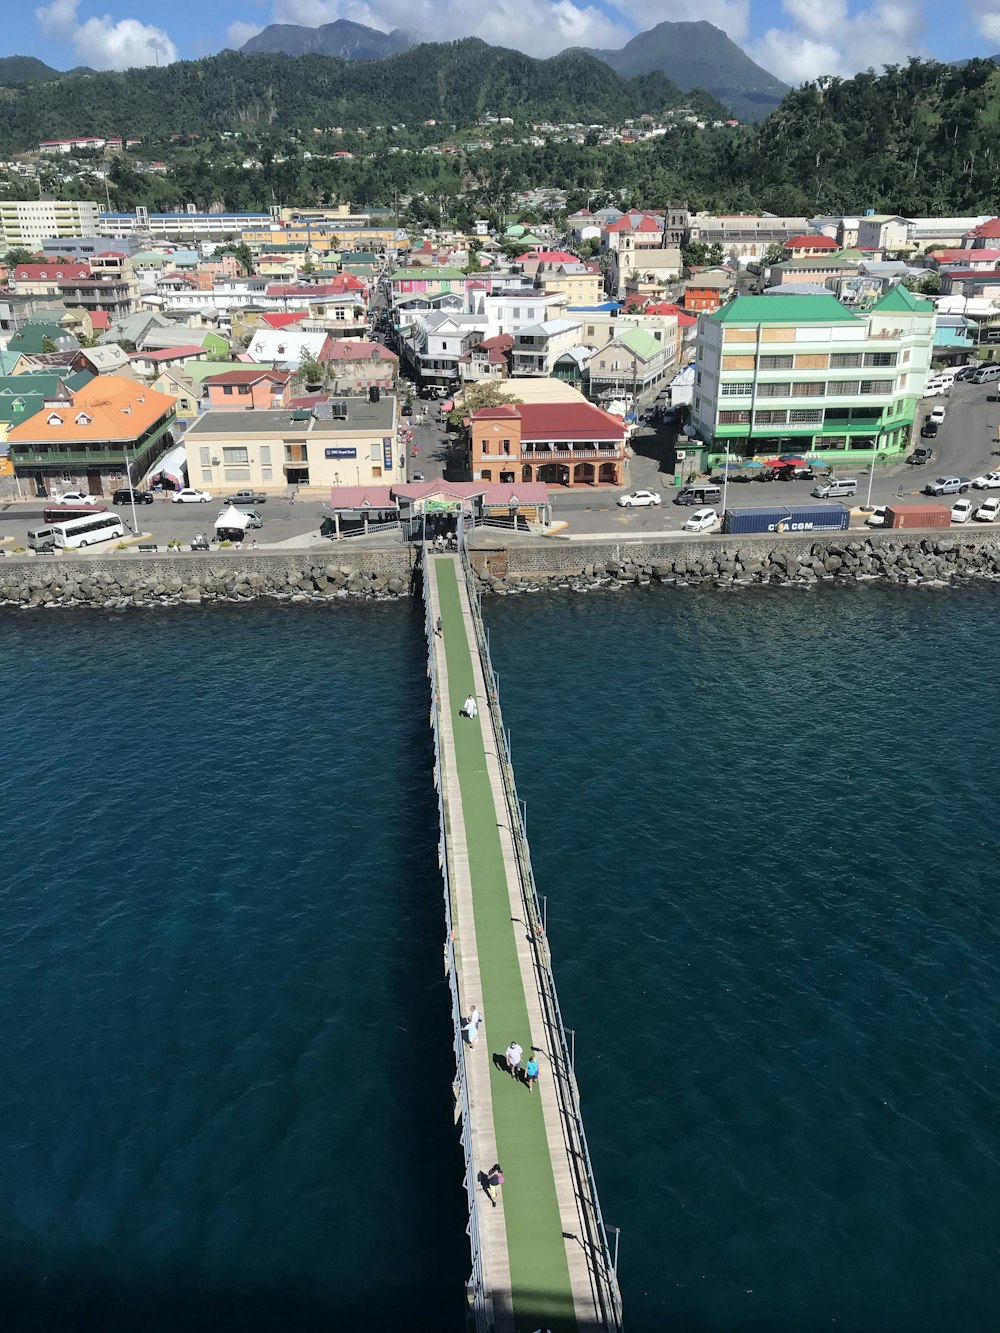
[462,1005,483,1047]
[485,1163,504,1208]
[505,1041,523,1080]
[435,614,443,637]
[524,1052,539,1093]
[461,694,478,719]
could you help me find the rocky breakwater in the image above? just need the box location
[472,534,1000,592]
[0,551,414,608]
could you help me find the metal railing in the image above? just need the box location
[455,529,624,1332]
[422,555,490,1333]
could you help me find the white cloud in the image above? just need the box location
[227,20,265,47]
[34,0,177,69]
[747,0,922,84]
[968,0,1000,42]
[272,0,631,56]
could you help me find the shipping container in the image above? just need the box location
[722,504,850,535]
[884,503,952,530]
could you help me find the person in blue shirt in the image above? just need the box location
[524,1053,539,1093]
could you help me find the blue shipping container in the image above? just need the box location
[723,504,850,535]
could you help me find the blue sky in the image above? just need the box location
[12,0,1000,85]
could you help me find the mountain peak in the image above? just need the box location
[239,20,412,61]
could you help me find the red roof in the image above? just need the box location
[472,402,626,442]
[966,218,1000,239]
[783,234,838,250]
[943,269,1000,280]
[479,334,514,351]
[14,263,90,281]
[89,311,110,330]
[604,214,661,235]
[202,369,289,386]
[932,248,1000,263]
[326,339,399,362]
[259,312,308,328]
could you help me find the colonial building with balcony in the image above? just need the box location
[469,401,628,488]
[511,319,583,376]
[7,373,177,496]
[56,252,141,320]
[690,288,935,462]
[399,312,485,389]
[587,327,674,399]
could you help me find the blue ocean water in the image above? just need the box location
[487,583,1000,1333]
[0,602,466,1331]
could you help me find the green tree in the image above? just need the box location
[213,241,254,274]
[4,246,35,267]
[919,271,942,295]
[40,335,58,353]
[447,380,520,428]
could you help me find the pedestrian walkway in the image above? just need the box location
[426,552,620,1333]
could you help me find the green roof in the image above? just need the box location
[614,327,663,360]
[178,359,242,384]
[711,294,861,325]
[519,234,543,246]
[870,284,933,314]
[0,370,91,424]
[390,267,466,280]
[7,321,72,353]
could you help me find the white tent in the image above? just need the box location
[214,505,250,532]
[146,442,186,489]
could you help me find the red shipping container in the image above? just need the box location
[884,503,952,530]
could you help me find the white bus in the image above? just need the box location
[50,511,126,549]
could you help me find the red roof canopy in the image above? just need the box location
[472,401,626,442]
[783,234,837,249]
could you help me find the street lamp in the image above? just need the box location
[721,439,731,520]
[865,440,878,510]
[122,446,139,538]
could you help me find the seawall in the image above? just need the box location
[0,548,416,607]
[469,529,1000,591]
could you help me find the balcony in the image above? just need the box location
[11,414,175,468]
[521,447,621,462]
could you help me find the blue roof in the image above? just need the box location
[567,302,621,312]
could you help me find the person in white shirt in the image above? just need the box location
[462,1006,483,1047]
[462,695,478,718]
[505,1041,523,1080]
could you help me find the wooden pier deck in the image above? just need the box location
[426,552,621,1333]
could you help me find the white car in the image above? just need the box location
[683,507,719,532]
[617,489,662,508]
[929,406,947,425]
[952,498,974,523]
[923,382,950,398]
[53,490,99,506]
[972,471,1000,489]
[172,488,212,503]
[974,497,1000,522]
[865,505,888,528]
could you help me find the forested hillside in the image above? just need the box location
[0,43,723,154]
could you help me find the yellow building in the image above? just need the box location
[183,396,402,495]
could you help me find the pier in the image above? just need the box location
[424,547,622,1333]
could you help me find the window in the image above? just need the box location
[865,351,897,367]
[237,384,251,395]
[480,468,492,480]
[223,447,249,464]
[262,467,273,482]
[370,444,381,461]
[599,360,606,369]
[791,381,825,397]
[372,466,382,477]
[502,438,511,454]
[721,381,754,395]
[260,446,271,466]
[224,467,251,481]
[759,354,793,370]
[830,352,862,368]
[828,380,859,395]
[858,380,891,395]
[718,410,750,424]
[201,470,213,484]
[756,382,790,398]
[222,384,234,395]
[200,447,211,467]
[754,409,788,425]
[790,408,823,424]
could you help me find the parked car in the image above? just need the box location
[401,403,413,416]
[223,490,267,506]
[172,488,213,503]
[54,490,99,506]
[975,497,1000,521]
[973,470,1000,489]
[923,382,950,398]
[112,487,154,505]
[952,498,974,523]
[218,508,263,529]
[955,365,979,381]
[811,477,858,498]
[617,489,662,508]
[770,463,813,481]
[929,405,947,425]
[683,507,719,532]
[925,476,971,495]
[920,419,939,439]
[411,470,425,481]
[907,445,934,464]
[865,505,888,527]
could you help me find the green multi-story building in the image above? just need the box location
[691,288,935,462]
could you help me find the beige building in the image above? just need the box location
[182,396,400,494]
[537,263,604,306]
[0,199,100,250]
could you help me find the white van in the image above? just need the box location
[972,363,1000,384]
[50,512,125,549]
[26,525,57,551]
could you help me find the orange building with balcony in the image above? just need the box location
[469,402,627,488]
